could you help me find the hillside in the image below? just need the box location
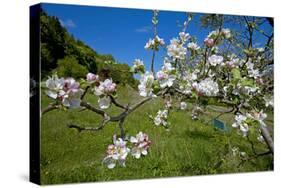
[40,9,138,88]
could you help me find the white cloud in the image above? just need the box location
[59,19,76,28]
[135,26,151,33]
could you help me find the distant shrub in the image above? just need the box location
[56,56,88,79]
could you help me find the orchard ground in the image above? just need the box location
[40,85,273,184]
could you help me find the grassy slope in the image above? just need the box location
[40,85,273,185]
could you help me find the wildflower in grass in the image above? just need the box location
[208,54,224,66]
[130,132,151,159]
[138,71,155,97]
[192,78,219,97]
[167,38,187,60]
[103,135,130,169]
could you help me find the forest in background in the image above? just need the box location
[40,9,138,88]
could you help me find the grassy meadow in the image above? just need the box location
[40,85,273,185]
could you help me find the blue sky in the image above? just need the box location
[42,3,272,72]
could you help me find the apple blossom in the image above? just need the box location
[204,38,214,47]
[222,28,231,38]
[86,72,99,83]
[208,54,224,66]
[187,42,200,51]
[179,32,190,43]
[103,135,130,169]
[138,71,155,97]
[45,75,65,99]
[167,38,187,60]
[131,59,145,73]
[94,79,116,96]
[153,109,169,127]
[144,35,165,51]
[232,114,249,136]
[193,78,219,97]
[130,132,151,159]
[264,95,274,108]
[45,76,82,108]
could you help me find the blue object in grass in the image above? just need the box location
[213,118,228,132]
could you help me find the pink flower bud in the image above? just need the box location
[204,38,214,47]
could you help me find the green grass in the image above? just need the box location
[40,85,273,185]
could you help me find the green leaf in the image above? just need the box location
[231,68,241,80]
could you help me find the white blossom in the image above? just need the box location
[193,78,219,96]
[45,75,64,99]
[138,72,155,97]
[232,114,249,137]
[222,28,231,38]
[180,102,187,110]
[98,96,111,109]
[179,32,190,43]
[167,38,187,60]
[131,59,145,73]
[153,109,169,127]
[144,35,165,50]
[187,42,200,51]
[264,95,274,108]
[208,55,224,66]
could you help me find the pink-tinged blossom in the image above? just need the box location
[45,76,82,108]
[86,73,99,83]
[94,79,116,96]
[103,135,130,169]
[204,38,214,47]
[130,132,151,159]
